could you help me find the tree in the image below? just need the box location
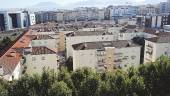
[58,67,76,95]
[0,79,8,96]
[8,75,31,96]
[48,81,72,96]
[138,56,170,95]
[79,76,101,96]
[1,56,170,96]
[71,68,94,90]
[40,68,57,96]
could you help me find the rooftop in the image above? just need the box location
[0,31,31,77]
[31,47,56,55]
[66,31,112,37]
[28,35,54,40]
[144,28,170,36]
[146,36,170,43]
[72,40,140,50]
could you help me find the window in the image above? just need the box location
[32,41,35,45]
[39,41,42,44]
[32,57,36,61]
[44,41,47,44]
[42,56,45,60]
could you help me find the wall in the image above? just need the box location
[73,49,97,71]
[29,14,36,25]
[31,39,57,49]
[114,47,141,70]
[73,46,141,72]
[26,54,59,75]
[144,40,157,63]
[66,35,118,58]
[4,62,22,81]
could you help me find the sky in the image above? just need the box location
[0,0,167,9]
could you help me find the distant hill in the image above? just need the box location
[30,2,60,11]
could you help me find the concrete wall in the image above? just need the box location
[29,14,36,25]
[26,54,59,75]
[73,46,141,72]
[144,40,158,63]
[73,49,97,71]
[114,47,141,70]
[31,39,57,49]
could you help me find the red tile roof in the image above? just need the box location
[0,30,31,78]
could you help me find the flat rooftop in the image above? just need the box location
[28,35,54,40]
[146,36,170,43]
[31,47,56,55]
[72,40,140,50]
[66,31,112,37]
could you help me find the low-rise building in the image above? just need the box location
[29,35,57,50]
[24,47,59,75]
[0,31,31,81]
[66,31,118,58]
[144,36,170,63]
[72,40,141,72]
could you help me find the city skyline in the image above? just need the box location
[0,0,167,9]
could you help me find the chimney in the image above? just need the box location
[10,52,16,57]
[126,41,132,47]
[84,43,87,48]
[0,65,4,75]
[156,30,159,34]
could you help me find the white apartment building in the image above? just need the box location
[24,47,59,75]
[98,9,105,20]
[66,31,118,58]
[144,36,170,63]
[64,11,78,21]
[30,35,57,49]
[72,40,141,72]
[138,5,158,16]
[55,12,64,22]
[78,27,105,32]
[29,13,36,25]
[160,0,170,14]
[110,6,138,19]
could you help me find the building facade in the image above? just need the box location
[144,36,170,63]
[72,41,141,72]
[110,6,138,20]
[24,47,59,75]
[66,31,118,58]
[0,11,35,31]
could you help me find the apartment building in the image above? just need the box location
[144,36,170,63]
[66,31,118,58]
[0,11,35,31]
[72,40,141,72]
[110,6,138,20]
[160,0,170,14]
[138,5,159,16]
[24,47,59,75]
[29,35,57,50]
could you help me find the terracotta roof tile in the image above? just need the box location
[0,31,31,78]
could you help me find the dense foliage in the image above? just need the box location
[1,56,170,96]
[0,37,12,56]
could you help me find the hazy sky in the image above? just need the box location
[0,0,167,9]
